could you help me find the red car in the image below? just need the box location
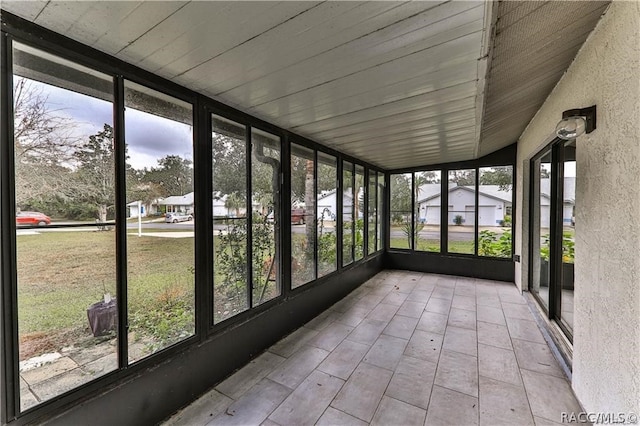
[16,211,51,226]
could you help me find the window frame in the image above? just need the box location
[387,150,516,262]
[0,17,386,423]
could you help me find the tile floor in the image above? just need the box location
[164,271,581,426]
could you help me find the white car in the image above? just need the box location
[165,212,193,223]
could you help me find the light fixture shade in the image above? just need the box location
[555,116,586,140]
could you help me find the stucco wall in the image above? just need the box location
[514,1,639,415]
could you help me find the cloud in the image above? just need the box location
[35,78,193,169]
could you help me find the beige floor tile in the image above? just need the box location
[385,355,436,410]
[498,291,527,305]
[371,396,426,426]
[269,327,319,358]
[479,376,534,426]
[331,362,393,422]
[317,339,370,380]
[452,294,477,311]
[404,330,443,363]
[502,302,534,321]
[396,300,426,318]
[417,311,448,335]
[477,321,512,350]
[216,351,286,399]
[316,407,368,426]
[165,389,232,426]
[305,310,336,331]
[512,339,564,378]
[268,370,344,426]
[431,286,455,300]
[267,346,329,389]
[476,295,502,308]
[209,379,291,426]
[367,303,400,322]
[521,369,582,423]
[448,308,477,330]
[383,315,419,340]
[478,344,521,386]
[442,326,478,357]
[434,350,479,397]
[477,304,506,325]
[335,307,371,327]
[307,322,354,352]
[406,289,432,303]
[425,385,478,426]
[381,291,409,306]
[425,297,452,315]
[346,318,388,346]
[506,317,546,344]
[363,334,408,371]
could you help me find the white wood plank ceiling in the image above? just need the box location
[1,1,609,170]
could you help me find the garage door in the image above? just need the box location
[478,206,496,226]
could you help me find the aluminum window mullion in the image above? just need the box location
[474,168,479,256]
[1,32,20,421]
[113,76,129,369]
[246,125,253,309]
[313,150,318,279]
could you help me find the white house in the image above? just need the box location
[539,177,576,228]
[317,188,365,222]
[417,184,513,226]
[126,200,160,218]
[157,192,194,215]
[417,179,574,228]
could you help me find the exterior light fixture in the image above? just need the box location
[555,105,596,140]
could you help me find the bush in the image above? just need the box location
[453,215,464,225]
[478,229,512,258]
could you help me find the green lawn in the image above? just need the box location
[389,237,475,254]
[17,230,195,359]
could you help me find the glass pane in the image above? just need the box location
[389,173,412,249]
[448,169,476,254]
[13,42,117,410]
[251,129,281,306]
[415,171,441,252]
[291,144,316,288]
[377,173,384,251]
[354,165,365,260]
[212,115,248,323]
[368,171,377,255]
[125,81,195,363]
[478,166,513,258]
[317,153,337,276]
[342,161,354,265]
[561,141,576,333]
[530,151,552,312]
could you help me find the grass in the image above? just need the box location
[16,230,195,359]
[390,237,475,254]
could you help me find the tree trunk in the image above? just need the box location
[304,160,316,263]
[97,204,108,223]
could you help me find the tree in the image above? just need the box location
[71,124,116,222]
[448,169,476,186]
[390,174,411,222]
[141,155,193,197]
[212,133,247,198]
[479,166,513,191]
[13,78,79,208]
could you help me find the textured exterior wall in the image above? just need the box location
[514,1,640,415]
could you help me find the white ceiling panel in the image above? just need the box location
[1,1,609,169]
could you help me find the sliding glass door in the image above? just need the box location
[529,140,576,340]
